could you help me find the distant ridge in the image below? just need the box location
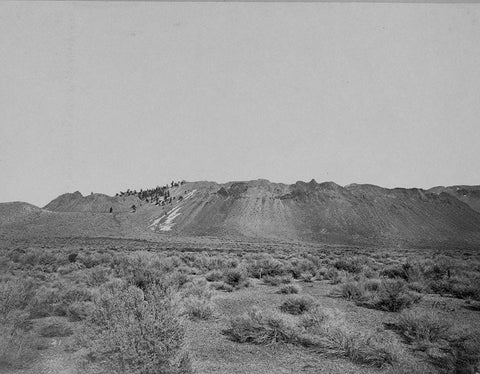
[2,179,480,248]
[44,191,141,213]
[428,185,480,213]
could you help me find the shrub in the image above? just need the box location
[280,295,316,315]
[244,255,288,278]
[450,277,480,300]
[263,275,292,286]
[362,280,421,312]
[380,264,408,280]
[80,282,192,374]
[299,272,315,282]
[393,310,480,373]
[277,284,300,294]
[334,257,363,274]
[86,265,111,286]
[396,310,451,345]
[447,335,480,374]
[181,296,214,321]
[210,282,233,292]
[224,309,297,345]
[311,324,395,367]
[0,311,38,367]
[290,259,316,279]
[225,307,395,368]
[67,301,94,321]
[180,279,213,300]
[68,253,78,263]
[28,286,63,318]
[205,270,223,282]
[39,322,73,338]
[324,267,339,281]
[338,281,367,301]
[297,306,328,333]
[164,271,191,290]
[0,279,36,320]
[223,268,248,288]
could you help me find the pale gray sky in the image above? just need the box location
[1,2,480,206]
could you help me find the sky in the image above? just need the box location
[1,2,480,207]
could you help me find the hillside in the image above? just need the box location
[0,202,42,225]
[2,179,480,248]
[44,191,141,213]
[428,185,480,213]
[143,179,480,247]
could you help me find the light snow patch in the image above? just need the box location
[148,190,197,231]
[182,189,196,200]
[158,206,182,231]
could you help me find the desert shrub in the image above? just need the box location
[114,254,169,291]
[263,275,292,286]
[449,277,480,300]
[280,295,316,315]
[80,281,192,374]
[311,324,395,367]
[28,285,65,318]
[37,285,92,318]
[338,281,367,301]
[316,267,329,279]
[244,255,288,278]
[180,279,213,300]
[76,252,108,269]
[86,265,111,286]
[297,306,328,332]
[0,311,38,367]
[225,307,395,368]
[289,259,316,279]
[381,264,408,280]
[205,270,223,282]
[396,309,452,345]
[61,286,93,305]
[0,279,36,321]
[181,296,214,321]
[164,271,191,290]
[39,321,73,337]
[407,281,428,293]
[447,335,480,374]
[362,279,421,312]
[210,282,233,292]
[364,278,382,292]
[299,271,315,282]
[324,268,341,284]
[394,310,480,373]
[68,253,78,263]
[277,284,300,294]
[223,268,248,288]
[334,257,364,274]
[57,261,85,275]
[224,309,297,345]
[67,301,94,321]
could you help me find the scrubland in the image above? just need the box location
[0,237,479,374]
